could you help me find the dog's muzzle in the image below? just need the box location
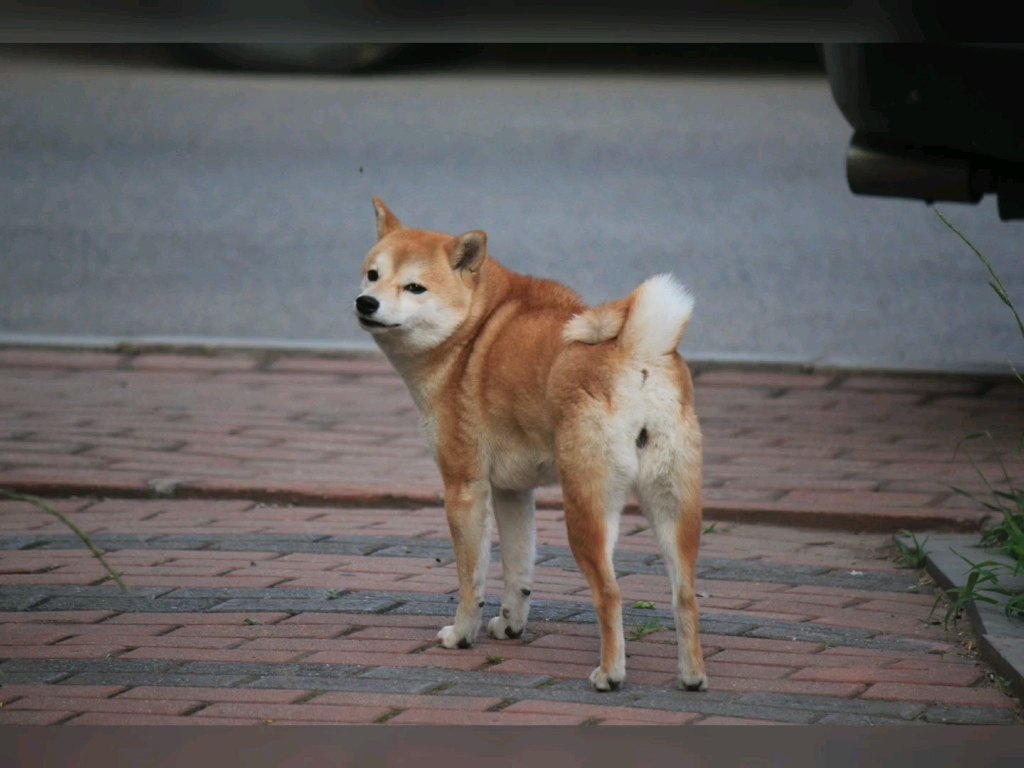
[355,294,396,330]
[355,295,380,317]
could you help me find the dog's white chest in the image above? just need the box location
[420,413,441,463]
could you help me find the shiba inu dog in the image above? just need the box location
[355,198,707,692]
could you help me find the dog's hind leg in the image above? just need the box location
[564,483,629,691]
[635,424,708,691]
[488,487,536,640]
[437,479,493,649]
[558,442,630,691]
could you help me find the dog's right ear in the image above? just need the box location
[372,197,403,241]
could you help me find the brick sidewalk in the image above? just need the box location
[0,498,1019,725]
[0,349,1022,725]
[3,349,1023,531]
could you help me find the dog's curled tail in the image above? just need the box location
[563,274,694,356]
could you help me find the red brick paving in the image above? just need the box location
[861,683,1016,708]
[3,351,1021,530]
[0,350,1022,726]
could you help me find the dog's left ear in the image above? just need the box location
[449,231,487,273]
[372,197,403,241]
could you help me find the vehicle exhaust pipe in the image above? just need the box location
[846,132,984,205]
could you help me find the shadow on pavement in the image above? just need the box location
[0,42,825,76]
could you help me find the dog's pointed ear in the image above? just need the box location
[449,230,487,273]
[372,197,403,240]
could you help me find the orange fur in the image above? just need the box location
[357,199,707,691]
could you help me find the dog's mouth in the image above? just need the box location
[358,316,400,330]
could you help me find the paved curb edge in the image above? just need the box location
[1,333,1021,378]
[899,533,1024,704]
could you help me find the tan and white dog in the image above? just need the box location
[355,199,708,692]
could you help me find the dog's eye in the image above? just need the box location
[367,270,379,282]
[404,283,427,294]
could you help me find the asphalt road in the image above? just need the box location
[1,46,1022,370]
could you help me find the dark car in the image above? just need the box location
[821,44,1024,221]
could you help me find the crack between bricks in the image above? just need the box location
[333,625,364,638]
[374,708,404,723]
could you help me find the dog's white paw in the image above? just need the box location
[487,614,525,640]
[677,671,709,692]
[589,666,625,692]
[437,624,473,649]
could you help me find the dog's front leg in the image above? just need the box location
[437,479,493,649]
[488,487,536,640]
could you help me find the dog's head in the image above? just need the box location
[355,198,487,354]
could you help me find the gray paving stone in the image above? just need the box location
[745,623,876,645]
[358,666,552,688]
[0,671,74,685]
[0,593,49,611]
[0,534,920,592]
[372,543,457,560]
[430,681,651,707]
[388,596,587,623]
[387,599,460,618]
[816,570,921,592]
[173,662,361,678]
[815,713,910,725]
[698,618,762,637]
[141,535,219,550]
[857,634,946,653]
[247,676,438,694]
[428,682,561,702]
[59,673,250,688]
[326,594,409,613]
[633,693,820,723]
[320,536,417,555]
[537,556,583,572]
[922,705,1022,725]
[737,692,926,720]
[204,534,331,551]
[0,535,48,551]
[621,607,676,624]
[488,678,659,707]
[0,658,177,674]
[163,587,332,601]
[630,688,738,706]
[33,534,161,550]
[0,585,172,599]
[522,602,588,623]
[700,562,832,581]
[210,595,402,614]
[35,597,223,613]
[535,545,575,561]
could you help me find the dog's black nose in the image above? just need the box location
[356,295,380,316]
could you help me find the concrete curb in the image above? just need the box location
[900,532,1024,703]
[1,332,1021,377]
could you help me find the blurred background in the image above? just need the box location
[0,42,1021,370]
